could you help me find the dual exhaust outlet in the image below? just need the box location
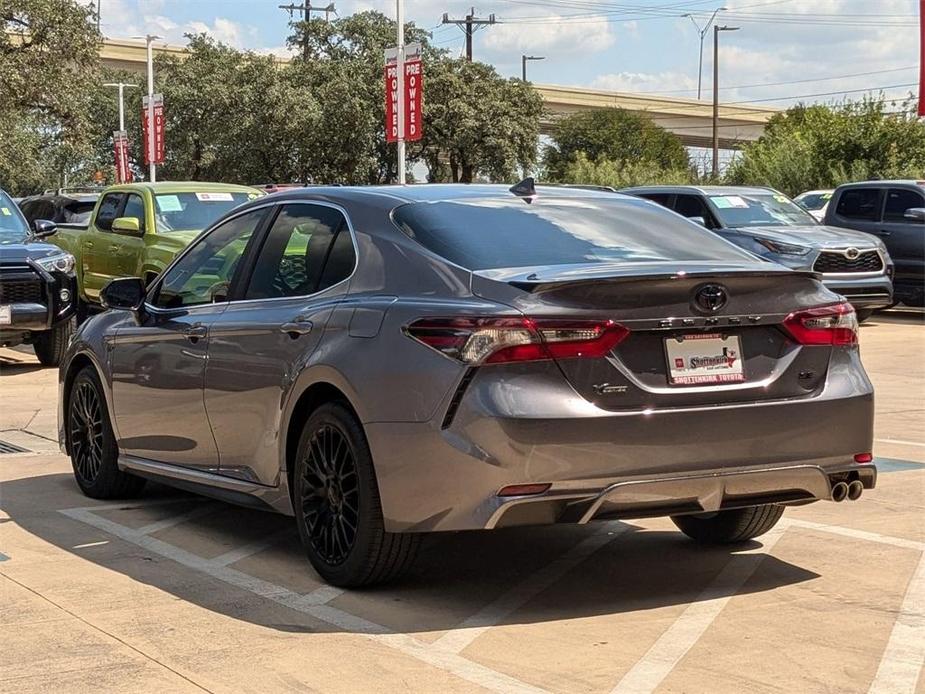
[831,480,864,503]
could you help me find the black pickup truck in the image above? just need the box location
[0,189,77,366]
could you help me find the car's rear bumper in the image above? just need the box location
[367,350,874,532]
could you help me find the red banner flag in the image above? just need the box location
[919,0,924,117]
[142,94,165,165]
[384,44,424,143]
[113,131,132,184]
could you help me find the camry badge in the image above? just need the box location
[693,284,728,313]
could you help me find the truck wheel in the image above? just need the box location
[67,366,146,499]
[671,505,784,544]
[33,319,72,367]
[855,309,874,322]
[75,297,90,325]
[293,403,420,587]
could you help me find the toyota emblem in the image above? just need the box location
[693,284,728,313]
[845,247,860,260]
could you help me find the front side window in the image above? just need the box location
[245,204,348,300]
[884,188,925,222]
[707,192,816,228]
[835,188,881,221]
[154,192,255,234]
[96,193,125,231]
[393,196,756,271]
[121,194,146,232]
[153,209,265,309]
[673,195,715,227]
[0,191,30,244]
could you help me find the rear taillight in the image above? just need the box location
[405,317,629,365]
[782,302,858,346]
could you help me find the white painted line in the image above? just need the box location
[875,438,925,449]
[433,523,630,655]
[73,540,109,549]
[136,503,218,535]
[210,529,295,567]
[61,507,547,694]
[611,528,786,694]
[868,550,925,694]
[784,519,925,552]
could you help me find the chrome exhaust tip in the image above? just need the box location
[831,481,849,503]
[847,480,864,501]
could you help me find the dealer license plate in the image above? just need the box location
[0,305,10,325]
[665,333,745,385]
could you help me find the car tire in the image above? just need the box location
[902,293,925,308]
[75,297,90,325]
[671,505,784,544]
[293,403,420,587]
[33,318,73,367]
[67,366,146,499]
[854,309,874,323]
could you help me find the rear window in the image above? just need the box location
[392,197,754,271]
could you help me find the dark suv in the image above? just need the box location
[19,189,101,228]
[824,181,925,307]
[0,189,77,365]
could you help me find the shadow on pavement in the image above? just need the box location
[2,472,819,636]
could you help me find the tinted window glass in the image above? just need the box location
[245,204,344,299]
[707,192,816,227]
[393,197,755,271]
[154,209,265,309]
[795,192,831,211]
[0,191,29,244]
[674,195,714,226]
[154,192,254,233]
[121,194,146,232]
[835,188,880,221]
[884,188,925,222]
[319,227,356,291]
[638,193,672,207]
[96,193,125,231]
[62,200,97,225]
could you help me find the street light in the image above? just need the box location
[712,24,740,178]
[103,83,139,132]
[522,54,545,82]
[683,7,725,100]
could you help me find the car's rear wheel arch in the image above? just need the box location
[285,382,362,501]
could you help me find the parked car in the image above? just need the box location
[60,183,876,586]
[824,180,925,308]
[794,189,833,222]
[0,189,77,365]
[48,182,262,319]
[20,191,101,228]
[622,185,894,321]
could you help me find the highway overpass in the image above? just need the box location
[101,37,776,149]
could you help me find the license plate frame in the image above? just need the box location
[664,333,745,385]
[0,304,10,325]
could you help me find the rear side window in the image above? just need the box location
[245,204,348,300]
[835,188,881,221]
[392,197,755,271]
[96,193,125,231]
[884,188,925,222]
[62,200,97,225]
[638,193,672,207]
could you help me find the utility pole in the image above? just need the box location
[683,7,725,100]
[441,8,496,62]
[279,2,336,21]
[96,0,101,34]
[521,55,544,82]
[712,24,739,178]
[103,83,139,131]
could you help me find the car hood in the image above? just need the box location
[734,225,882,250]
[0,240,70,262]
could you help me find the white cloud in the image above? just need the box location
[483,14,614,54]
[591,71,697,95]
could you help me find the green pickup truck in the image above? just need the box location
[50,181,262,316]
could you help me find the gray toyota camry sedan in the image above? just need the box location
[59,183,876,586]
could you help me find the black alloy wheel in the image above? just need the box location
[300,423,360,565]
[70,379,104,484]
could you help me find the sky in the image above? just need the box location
[94,0,920,111]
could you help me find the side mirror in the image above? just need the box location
[687,216,707,227]
[903,207,925,223]
[100,277,146,315]
[112,216,143,236]
[33,219,57,238]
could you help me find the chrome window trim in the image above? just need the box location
[143,199,359,313]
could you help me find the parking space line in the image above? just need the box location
[432,523,630,655]
[136,504,218,535]
[210,529,296,567]
[610,528,786,694]
[784,519,925,552]
[876,438,925,449]
[61,506,548,694]
[868,551,925,694]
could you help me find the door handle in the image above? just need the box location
[280,321,313,338]
[109,244,120,251]
[877,230,892,236]
[184,325,208,343]
[85,241,94,248]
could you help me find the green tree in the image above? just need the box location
[0,0,101,194]
[725,97,925,196]
[543,108,690,183]
[563,153,694,188]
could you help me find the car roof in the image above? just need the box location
[834,180,925,190]
[100,181,263,195]
[621,185,778,196]
[25,193,100,204]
